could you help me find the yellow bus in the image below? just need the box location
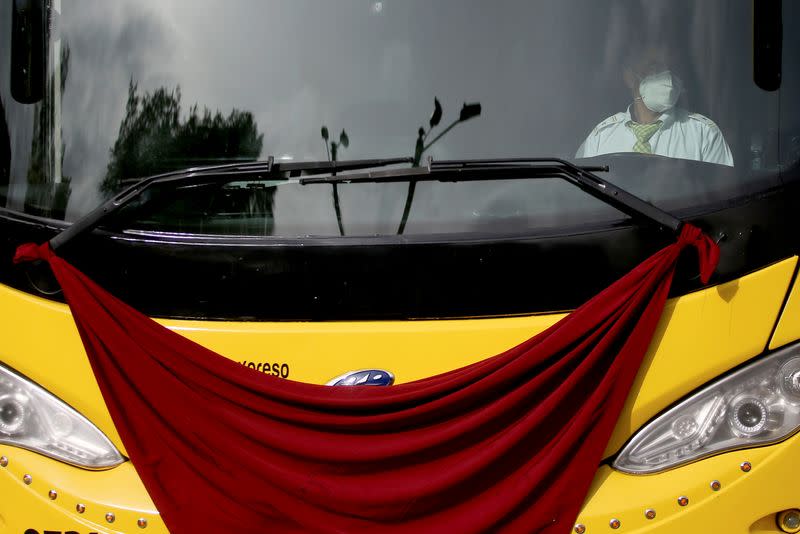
[1,0,798,532]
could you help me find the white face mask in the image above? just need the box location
[637,70,683,113]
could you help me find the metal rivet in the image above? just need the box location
[645,508,656,519]
[678,496,689,506]
[710,480,721,491]
[0,456,8,467]
[48,489,57,500]
[138,518,148,529]
[740,461,752,472]
[22,474,32,485]
[106,512,115,523]
[609,518,621,529]
[76,503,86,514]
[574,524,586,534]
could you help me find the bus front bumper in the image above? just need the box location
[575,431,800,533]
[0,445,165,534]
[2,434,799,533]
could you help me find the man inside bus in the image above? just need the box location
[576,45,734,166]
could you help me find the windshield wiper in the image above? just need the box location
[49,156,412,252]
[49,156,680,252]
[120,155,414,185]
[300,157,682,234]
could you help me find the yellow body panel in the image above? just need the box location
[605,256,796,454]
[770,271,800,350]
[0,256,797,532]
[576,431,800,533]
[0,445,165,533]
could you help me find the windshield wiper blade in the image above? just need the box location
[121,156,413,185]
[49,156,412,252]
[300,157,682,233]
[196,156,413,178]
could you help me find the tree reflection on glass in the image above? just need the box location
[24,42,71,219]
[0,97,10,207]
[99,81,271,234]
[101,81,264,197]
[320,125,350,236]
[320,126,349,163]
[398,98,482,234]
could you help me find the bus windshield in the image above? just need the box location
[0,0,796,238]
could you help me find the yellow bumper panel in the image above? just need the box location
[576,432,800,533]
[0,445,165,534]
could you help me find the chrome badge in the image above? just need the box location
[326,369,395,387]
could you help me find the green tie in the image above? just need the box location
[626,120,663,154]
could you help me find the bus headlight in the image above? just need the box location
[614,343,800,474]
[0,364,124,469]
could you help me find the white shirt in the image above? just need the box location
[576,106,734,166]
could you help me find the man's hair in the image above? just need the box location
[622,42,675,74]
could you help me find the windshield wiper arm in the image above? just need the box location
[50,156,680,252]
[300,157,682,233]
[49,156,412,252]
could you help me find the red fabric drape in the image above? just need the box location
[13,225,718,534]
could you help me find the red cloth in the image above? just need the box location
[13,225,718,534]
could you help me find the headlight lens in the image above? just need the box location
[0,364,124,469]
[614,343,800,474]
